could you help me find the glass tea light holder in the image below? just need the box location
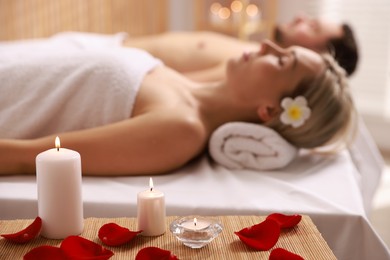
[170,216,223,248]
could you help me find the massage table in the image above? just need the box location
[0,1,389,259]
[1,119,389,259]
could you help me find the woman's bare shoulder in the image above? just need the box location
[156,109,209,144]
[127,109,209,173]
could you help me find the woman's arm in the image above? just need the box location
[0,111,207,176]
[0,139,36,174]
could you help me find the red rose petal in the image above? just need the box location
[2,216,42,244]
[266,213,302,229]
[269,248,304,260]
[60,235,114,260]
[98,222,142,246]
[234,218,280,251]
[23,245,67,260]
[135,246,178,260]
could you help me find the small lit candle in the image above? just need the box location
[36,136,83,239]
[137,178,166,236]
[171,216,218,248]
[182,217,211,231]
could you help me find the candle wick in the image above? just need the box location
[194,222,197,227]
[150,187,153,192]
[57,147,59,152]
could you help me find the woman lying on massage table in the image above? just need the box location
[0,38,355,176]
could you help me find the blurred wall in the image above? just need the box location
[168,0,194,30]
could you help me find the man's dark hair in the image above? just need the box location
[328,24,359,76]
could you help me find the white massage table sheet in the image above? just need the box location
[0,146,374,218]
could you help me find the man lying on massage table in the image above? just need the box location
[125,13,359,82]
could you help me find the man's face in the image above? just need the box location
[274,14,343,52]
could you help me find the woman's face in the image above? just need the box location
[226,40,325,113]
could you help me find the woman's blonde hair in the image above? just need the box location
[265,53,357,149]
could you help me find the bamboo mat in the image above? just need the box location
[0,215,336,260]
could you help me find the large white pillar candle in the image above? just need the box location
[137,178,166,236]
[36,136,83,239]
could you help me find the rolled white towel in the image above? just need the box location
[209,122,298,170]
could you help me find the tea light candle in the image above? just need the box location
[137,178,166,236]
[182,217,211,231]
[36,136,83,239]
[170,216,223,248]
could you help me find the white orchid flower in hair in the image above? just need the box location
[280,96,311,128]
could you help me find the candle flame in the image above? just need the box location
[194,218,197,226]
[149,177,154,191]
[55,136,61,151]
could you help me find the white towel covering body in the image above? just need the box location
[209,122,298,170]
[0,32,162,139]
